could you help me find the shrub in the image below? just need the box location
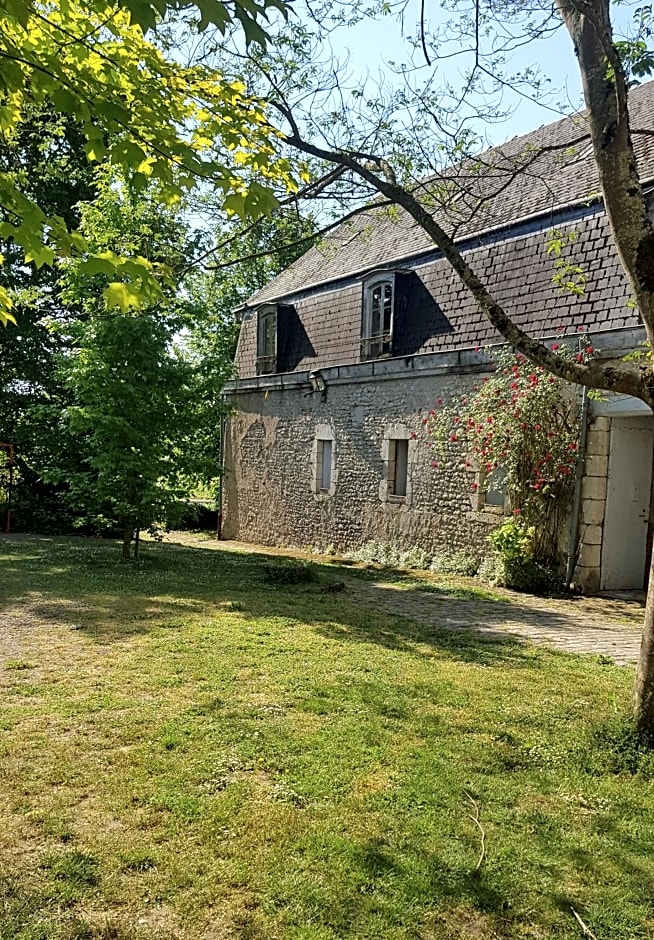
[398,546,432,569]
[482,518,564,593]
[346,542,401,566]
[430,550,480,577]
[487,518,535,561]
[261,561,318,585]
[501,557,565,594]
[345,542,431,570]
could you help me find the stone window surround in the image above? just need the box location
[380,424,413,507]
[477,467,509,514]
[464,461,509,523]
[311,424,338,499]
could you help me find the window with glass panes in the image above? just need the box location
[256,305,277,374]
[361,276,394,360]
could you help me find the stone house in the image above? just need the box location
[222,81,654,593]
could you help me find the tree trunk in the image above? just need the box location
[122,519,134,560]
[634,539,654,733]
[633,437,654,732]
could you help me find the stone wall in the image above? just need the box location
[575,416,610,593]
[222,367,500,556]
[225,329,648,592]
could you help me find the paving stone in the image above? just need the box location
[345,579,642,666]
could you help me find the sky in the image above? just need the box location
[314,0,640,149]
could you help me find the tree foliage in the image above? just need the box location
[0,105,97,530]
[0,0,302,323]
[57,170,206,556]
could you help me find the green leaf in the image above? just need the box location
[194,0,232,32]
[119,0,159,31]
[24,243,56,269]
[234,8,269,47]
[223,192,247,219]
[103,282,143,313]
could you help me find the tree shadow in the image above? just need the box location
[0,534,640,667]
[0,535,540,666]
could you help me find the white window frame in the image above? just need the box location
[361,272,395,361]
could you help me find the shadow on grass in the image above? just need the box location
[0,533,617,669]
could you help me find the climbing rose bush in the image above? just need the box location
[424,346,585,564]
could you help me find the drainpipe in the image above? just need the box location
[565,386,589,590]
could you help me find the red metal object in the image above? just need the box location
[0,443,14,534]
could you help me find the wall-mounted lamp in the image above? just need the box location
[308,370,328,401]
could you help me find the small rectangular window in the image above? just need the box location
[483,468,506,509]
[319,439,332,491]
[389,438,409,498]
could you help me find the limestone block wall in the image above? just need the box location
[575,416,610,593]
[222,368,499,556]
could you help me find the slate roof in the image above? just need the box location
[247,80,654,307]
[234,209,637,378]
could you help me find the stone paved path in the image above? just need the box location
[344,577,643,665]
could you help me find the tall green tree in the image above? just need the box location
[0,105,97,531]
[61,171,206,557]
[65,312,193,557]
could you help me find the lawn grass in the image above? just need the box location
[0,535,653,940]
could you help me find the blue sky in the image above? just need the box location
[319,0,638,148]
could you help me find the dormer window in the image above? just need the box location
[361,272,395,361]
[257,304,277,375]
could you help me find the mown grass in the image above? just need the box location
[0,535,653,940]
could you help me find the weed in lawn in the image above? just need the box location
[41,850,100,905]
[119,851,157,873]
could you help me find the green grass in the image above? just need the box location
[0,535,652,939]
